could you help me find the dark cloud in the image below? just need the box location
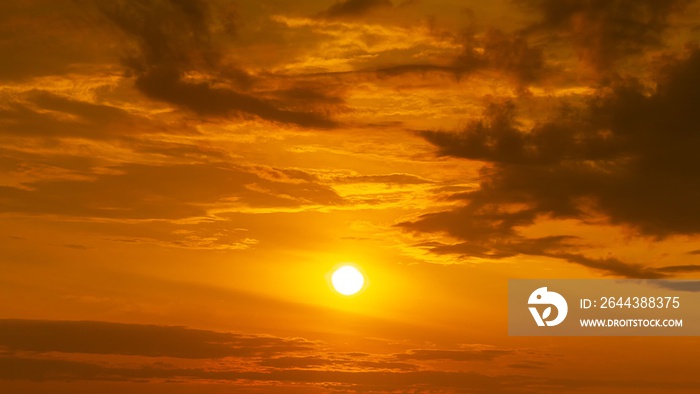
[404,48,700,277]
[0,319,314,359]
[0,357,111,382]
[93,0,337,128]
[260,355,416,371]
[508,361,547,370]
[0,91,144,140]
[269,85,346,112]
[320,0,394,19]
[3,354,695,393]
[31,91,129,124]
[0,163,342,219]
[305,4,544,86]
[0,322,501,385]
[656,265,700,273]
[454,28,545,83]
[373,64,455,77]
[62,243,91,249]
[0,355,511,391]
[0,92,220,163]
[0,320,694,391]
[419,237,662,278]
[133,68,337,128]
[518,0,693,77]
[260,356,333,368]
[332,173,433,185]
[369,28,544,85]
[394,348,511,362]
[554,253,664,278]
[361,0,689,84]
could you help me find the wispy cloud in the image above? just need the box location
[403,48,700,277]
[90,0,339,128]
[0,319,315,359]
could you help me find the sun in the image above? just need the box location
[331,265,365,296]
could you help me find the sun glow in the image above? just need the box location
[331,265,365,296]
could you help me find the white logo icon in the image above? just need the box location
[528,287,568,327]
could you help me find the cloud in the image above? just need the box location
[320,0,394,20]
[518,0,693,77]
[0,355,511,391]
[331,173,433,185]
[133,68,337,128]
[0,162,343,219]
[0,319,523,390]
[453,28,545,84]
[0,320,696,391]
[356,0,687,84]
[394,348,512,362]
[0,319,314,359]
[650,265,700,273]
[278,8,544,86]
[92,0,337,128]
[403,48,700,277]
[368,27,545,85]
[3,354,695,393]
[0,357,110,382]
[0,91,145,140]
[417,236,663,278]
[62,243,91,250]
[260,355,416,371]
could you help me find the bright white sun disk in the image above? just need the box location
[331,265,365,296]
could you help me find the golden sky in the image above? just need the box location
[1,0,700,392]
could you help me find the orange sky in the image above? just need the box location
[1,0,700,392]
